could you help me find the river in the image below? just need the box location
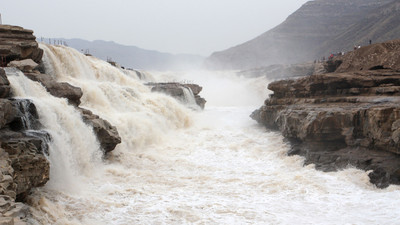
[7,45,400,224]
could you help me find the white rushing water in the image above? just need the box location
[7,44,400,224]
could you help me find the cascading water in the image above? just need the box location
[10,44,400,224]
[180,86,199,109]
[6,68,103,192]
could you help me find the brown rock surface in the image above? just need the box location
[0,25,43,64]
[7,59,38,73]
[251,41,400,187]
[0,69,51,223]
[24,72,83,106]
[0,69,11,98]
[78,108,121,153]
[147,82,206,109]
[0,136,50,201]
[0,99,16,130]
[335,39,400,72]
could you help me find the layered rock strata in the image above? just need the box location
[0,25,121,223]
[0,69,49,224]
[147,82,206,109]
[251,41,400,188]
[78,108,121,153]
[0,25,43,65]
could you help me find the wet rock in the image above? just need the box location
[24,72,83,106]
[0,149,17,200]
[0,100,17,130]
[194,96,206,110]
[78,108,121,153]
[0,132,50,201]
[183,84,202,95]
[147,82,206,109]
[9,99,40,131]
[0,25,43,64]
[0,195,29,224]
[0,69,11,98]
[7,59,38,73]
[251,51,400,187]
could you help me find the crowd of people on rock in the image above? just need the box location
[315,39,373,63]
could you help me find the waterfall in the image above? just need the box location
[121,68,155,82]
[6,67,103,192]
[181,86,198,109]
[40,44,192,151]
[8,44,400,225]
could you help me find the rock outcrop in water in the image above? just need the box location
[147,82,207,109]
[78,108,122,153]
[251,40,400,188]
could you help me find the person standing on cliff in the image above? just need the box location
[369,40,372,45]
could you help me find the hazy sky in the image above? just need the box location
[1,0,309,56]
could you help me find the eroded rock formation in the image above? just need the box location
[24,71,83,106]
[78,108,121,153]
[251,40,400,188]
[330,39,400,73]
[0,25,43,64]
[0,25,122,223]
[147,82,206,109]
[0,69,50,223]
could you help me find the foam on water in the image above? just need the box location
[9,45,400,224]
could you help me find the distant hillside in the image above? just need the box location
[205,0,400,70]
[44,38,204,71]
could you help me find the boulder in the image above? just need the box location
[0,149,16,200]
[0,99,17,130]
[7,59,38,73]
[24,72,83,106]
[183,84,202,95]
[0,25,43,64]
[78,108,121,153]
[0,195,29,224]
[0,69,11,98]
[147,82,206,109]
[0,130,50,200]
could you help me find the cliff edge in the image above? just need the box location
[251,39,400,188]
[0,25,122,224]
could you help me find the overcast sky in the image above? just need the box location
[1,0,309,56]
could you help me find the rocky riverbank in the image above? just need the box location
[251,40,400,188]
[0,25,122,224]
[0,24,208,223]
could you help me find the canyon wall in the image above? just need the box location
[251,40,400,188]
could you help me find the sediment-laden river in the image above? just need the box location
[7,45,400,224]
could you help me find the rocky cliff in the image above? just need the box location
[251,39,400,188]
[0,68,50,224]
[0,25,43,65]
[0,25,122,224]
[205,0,399,70]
